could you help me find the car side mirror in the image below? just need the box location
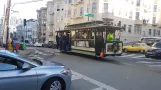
[22,63,30,71]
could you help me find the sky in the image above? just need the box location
[0,0,51,19]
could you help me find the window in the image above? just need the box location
[104,3,108,13]
[153,29,156,37]
[68,0,72,3]
[65,10,67,18]
[154,43,161,48]
[80,7,84,16]
[133,44,140,47]
[153,17,156,24]
[153,5,157,12]
[0,57,24,71]
[158,30,160,36]
[149,29,151,35]
[92,3,97,13]
[136,0,140,6]
[124,24,126,31]
[74,9,77,17]
[68,10,71,17]
[119,9,121,15]
[128,25,132,33]
[136,12,140,19]
[87,3,90,13]
[129,12,133,19]
[61,16,63,22]
[65,0,67,4]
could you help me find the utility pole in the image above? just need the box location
[1,4,6,48]
[5,0,12,49]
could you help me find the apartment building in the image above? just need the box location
[25,19,38,43]
[37,7,47,43]
[46,0,65,42]
[64,0,161,42]
[16,24,23,40]
[46,1,54,42]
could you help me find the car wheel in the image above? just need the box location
[145,54,150,58]
[124,49,128,53]
[139,50,145,54]
[42,78,65,90]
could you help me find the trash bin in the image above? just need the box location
[20,43,26,50]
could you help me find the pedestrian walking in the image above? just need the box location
[11,40,17,53]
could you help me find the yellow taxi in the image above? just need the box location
[123,43,150,53]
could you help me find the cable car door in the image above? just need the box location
[95,30,104,56]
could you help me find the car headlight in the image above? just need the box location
[61,70,70,75]
[61,66,71,75]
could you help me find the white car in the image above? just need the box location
[34,42,43,47]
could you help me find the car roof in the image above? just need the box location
[0,50,18,56]
[0,50,39,66]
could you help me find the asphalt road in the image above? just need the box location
[26,47,161,90]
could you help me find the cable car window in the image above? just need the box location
[82,31,88,39]
[88,31,94,39]
[76,31,82,39]
[71,31,75,40]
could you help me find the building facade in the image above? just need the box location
[46,0,65,42]
[16,24,23,41]
[63,0,161,42]
[37,7,47,43]
[25,19,38,43]
[46,1,55,42]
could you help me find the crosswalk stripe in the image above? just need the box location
[136,61,161,64]
[148,65,161,67]
[91,87,103,90]
[131,55,145,58]
[120,54,136,57]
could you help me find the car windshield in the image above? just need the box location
[153,43,161,48]
[142,43,148,46]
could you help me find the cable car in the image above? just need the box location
[56,21,123,57]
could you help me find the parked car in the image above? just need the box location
[145,42,161,58]
[123,43,150,53]
[0,50,71,90]
[34,42,43,47]
[42,41,56,48]
[24,40,33,47]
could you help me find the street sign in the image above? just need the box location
[84,13,94,17]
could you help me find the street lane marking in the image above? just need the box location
[71,74,82,80]
[148,65,161,67]
[71,70,118,90]
[120,54,136,57]
[91,87,105,90]
[131,55,145,58]
[136,61,161,64]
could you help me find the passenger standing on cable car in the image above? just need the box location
[62,32,67,51]
[56,33,60,49]
[66,33,70,51]
[59,33,63,50]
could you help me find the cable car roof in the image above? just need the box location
[65,20,104,27]
[71,25,123,30]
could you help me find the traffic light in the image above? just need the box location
[24,19,26,26]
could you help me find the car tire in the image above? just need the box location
[124,49,128,53]
[145,53,150,58]
[42,78,65,90]
[139,50,145,54]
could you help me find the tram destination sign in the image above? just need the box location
[84,13,94,17]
